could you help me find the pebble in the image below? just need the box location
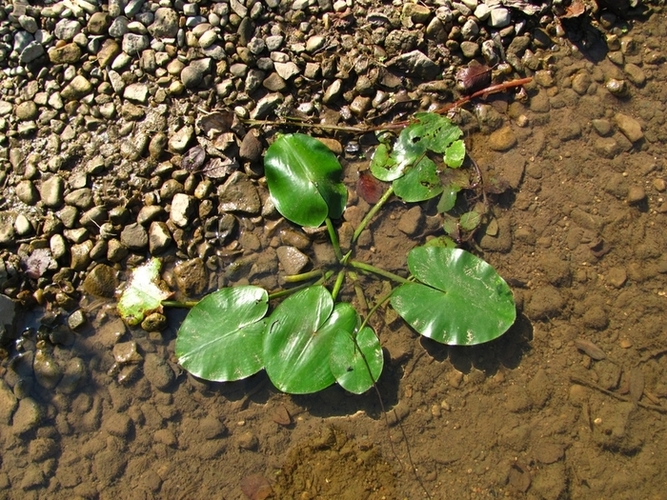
[488,126,517,151]
[12,397,43,435]
[614,113,643,143]
[143,353,175,391]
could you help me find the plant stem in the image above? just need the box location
[162,300,198,308]
[269,270,334,300]
[331,270,346,301]
[283,269,325,283]
[349,260,411,284]
[353,185,394,243]
[358,287,396,333]
[347,271,368,313]
[325,217,344,262]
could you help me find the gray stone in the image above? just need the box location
[250,93,283,120]
[276,246,309,275]
[143,353,175,391]
[274,61,300,80]
[614,113,643,143]
[20,41,45,63]
[55,19,82,41]
[169,125,194,152]
[0,379,17,425]
[40,175,65,207]
[218,172,261,214]
[120,222,148,249]
[122,33,149,54]
[12,397,43,434]
[64,188,94,209]
[386,50,440,80]
[123,83,149,104]
[149,8,179,38]
[170,193,197,228]
[181,65,204,89]
[71,241,94,270]
[83,264,117,298]
[108,16,130,38]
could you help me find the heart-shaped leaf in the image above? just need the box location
[264,286,357,394]
[391,247,515,345]
[265,134,347,227]
[175,286,269,381]
[330,323,383,394]
[393,156,443,202]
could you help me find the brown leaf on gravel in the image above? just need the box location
[198,110,234,138]
[456,62,492,95]
[203,156,239,179]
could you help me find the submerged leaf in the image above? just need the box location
[117,258,173,326]
[459,210,482,231]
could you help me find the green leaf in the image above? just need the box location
[391,247,516,345]
[330,324,383,395]
[459,210,482,231]
[175,286,269,381]
[444,139,466,168]
[264,134,347,227]
[117,258,172,326]
[392,156,444,202]
[423,235,457,248]
[370,143,402,182]
[264,286,357,394]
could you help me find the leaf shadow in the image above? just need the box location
[419,312,533,376]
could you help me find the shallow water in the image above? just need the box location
[3,7,667,500]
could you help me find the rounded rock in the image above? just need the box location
[143,353,175,391]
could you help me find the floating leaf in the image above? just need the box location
[264,286,356,394]
[370,143,402,181]
[391,247,516,345]
[330,324,383,394]
[265,134,347,227]
[392,156,443,202]
[117,258,173,326]
[175,286,268,381]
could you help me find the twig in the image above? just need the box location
[241,77,533,135]
[569,374,667,414]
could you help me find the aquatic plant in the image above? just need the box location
[118,113,516,394]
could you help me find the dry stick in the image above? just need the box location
[569,374,667,414]
[242,77,533,135]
